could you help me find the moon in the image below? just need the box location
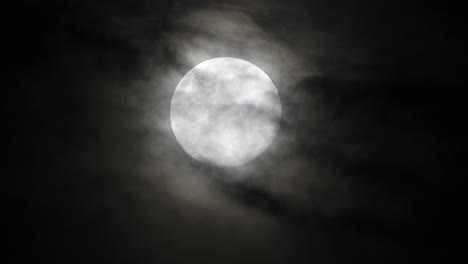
[170,57,281,167]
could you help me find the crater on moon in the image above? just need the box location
[170,57,281,167]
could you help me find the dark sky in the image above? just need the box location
[7,0,464,263]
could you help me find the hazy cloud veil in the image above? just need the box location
[7,0,460,263]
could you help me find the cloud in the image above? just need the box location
[9,0,454,262]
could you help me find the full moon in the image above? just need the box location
[170,57,281,167]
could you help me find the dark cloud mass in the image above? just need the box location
[7,0,464,263]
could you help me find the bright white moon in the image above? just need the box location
[170,57,281,167]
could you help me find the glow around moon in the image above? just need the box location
[170,57,281,167]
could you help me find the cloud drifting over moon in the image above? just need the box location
[7,0,462,263]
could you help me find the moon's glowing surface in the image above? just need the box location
[170,57,281,167]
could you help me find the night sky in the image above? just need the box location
[7,0,464,263]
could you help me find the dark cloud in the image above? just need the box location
[7,0,463,263]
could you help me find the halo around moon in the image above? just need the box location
[170,57,281,167]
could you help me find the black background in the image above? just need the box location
[6,0,464,263]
